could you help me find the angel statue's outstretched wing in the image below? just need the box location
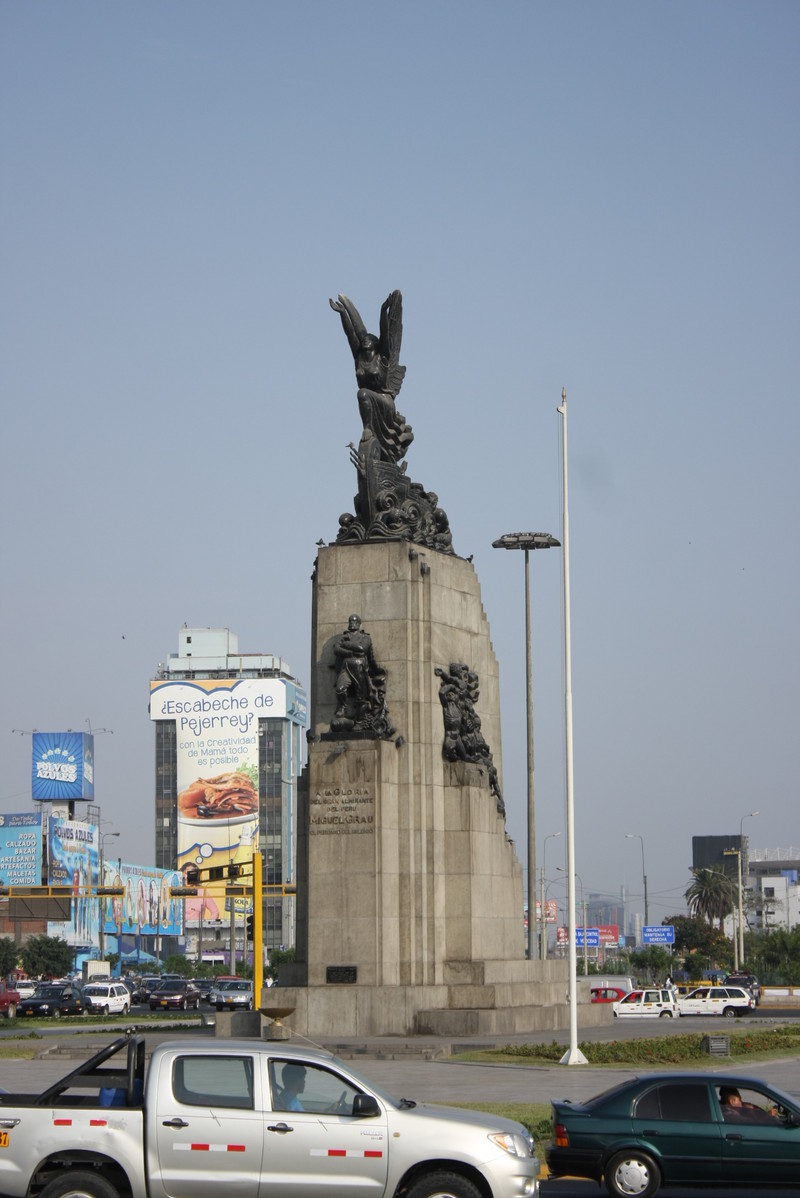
[379,290,406,397]
[329,294,367,362]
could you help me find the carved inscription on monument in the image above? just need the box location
[310,785,375,835]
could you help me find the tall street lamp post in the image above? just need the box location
[556,390,586,1064]
[625,833,649,932]
[739,810,759,965]
[492,531,560,960]
[541,831,562,960]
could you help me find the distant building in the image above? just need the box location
[150,627,306,954]
[748,848,800,932]
[696,836,800,936]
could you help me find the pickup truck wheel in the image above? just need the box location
[39,1169,120,1198]
[604,1149,660,1197]
[404,1171,482,1198]
[121,1003,129,1016]
[5,1003,15,1019]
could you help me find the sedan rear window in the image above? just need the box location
[635,1083,712,1123]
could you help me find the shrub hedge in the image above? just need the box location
[496,1025,800,1065]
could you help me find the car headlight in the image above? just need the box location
[489,1130,536,1158]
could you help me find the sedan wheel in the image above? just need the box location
[53,1009,61,1020]
[122,1004,129,1016]
[605,1149,660,1198]
[103,1005,110,1016]
[723,1006,737,1018]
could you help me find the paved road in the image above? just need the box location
[2,1017,799,1107]
[2,1024,799,1198]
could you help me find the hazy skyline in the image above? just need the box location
[2,2,797,931]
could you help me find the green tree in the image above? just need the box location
[685,867,736,929]
[161,954,191,977]
[266,946,295,983]
[682,949,709,981]
[629,946,672,984]
[20,935,74,978]
[665,913,725,957]
[0,937,20,978]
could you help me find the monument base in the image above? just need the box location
[262,957,609,1038]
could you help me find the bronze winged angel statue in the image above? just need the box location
[327,288,455,554]
[329,290,414,465]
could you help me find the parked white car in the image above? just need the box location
[677,984,754,1018]
[612,987,680,1018]
[81,981,131,1015]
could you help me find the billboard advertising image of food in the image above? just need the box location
[0,812,43,887]
[32,732,94,802]
[149,678,286,898]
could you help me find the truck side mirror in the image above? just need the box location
[352,1093,381,1118]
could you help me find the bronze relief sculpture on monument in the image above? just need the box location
[329,290,454,553]
[324,614,395,741]
[435,663,504,816]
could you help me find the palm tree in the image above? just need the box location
[685,867,736,929]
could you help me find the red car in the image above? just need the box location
[591,985,628,1004]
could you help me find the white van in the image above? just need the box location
[82,981,130,1015]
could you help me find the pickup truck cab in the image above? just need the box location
[0,1035,539,1198]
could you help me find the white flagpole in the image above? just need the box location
[558,388,587,1066]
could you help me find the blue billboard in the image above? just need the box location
[0,812,43,886]
[32,732,94,801]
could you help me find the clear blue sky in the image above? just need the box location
[2,1,798,928]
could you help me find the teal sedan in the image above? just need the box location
[546,1072,800,1196]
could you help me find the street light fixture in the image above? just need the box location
[492,531,560,961]
[541,831,562,960]
[625,833,649,932]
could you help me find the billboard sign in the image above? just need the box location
[535,898,559,924]
[99,860,183,938]
[32,732,94,802]
[47,818,99,947]
[150,678,276,897]
[643,924,675,944]
[0,812,43,886]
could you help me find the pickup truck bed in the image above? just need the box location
[1,1036,146,1108]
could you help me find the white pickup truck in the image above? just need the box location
[0,1035,539,1198]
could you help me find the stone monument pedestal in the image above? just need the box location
[272,542,603,1036]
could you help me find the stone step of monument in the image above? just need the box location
[320,1038,451,1061]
